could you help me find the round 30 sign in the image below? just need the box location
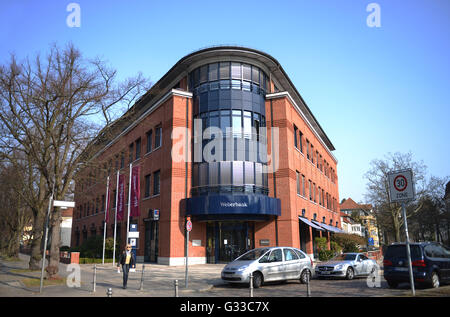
[393,175,408,192]
[388,169,415,203]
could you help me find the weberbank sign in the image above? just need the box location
[186,194,280,217]
[220,202,248,208]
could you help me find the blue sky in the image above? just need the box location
[1,0,449,203]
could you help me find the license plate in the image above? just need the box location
[394,267,408,272]
[321,271,330,274]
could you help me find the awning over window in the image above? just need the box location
[299,217,324,231]
[312,220,345,233]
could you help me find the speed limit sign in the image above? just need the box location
[388,169,415,202]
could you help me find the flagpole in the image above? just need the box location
[102,176,110,265]
[126,163,132,245]
[113,171,119,266]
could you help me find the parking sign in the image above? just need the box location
[387,169,415,203]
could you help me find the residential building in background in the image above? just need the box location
[340,198,379,248]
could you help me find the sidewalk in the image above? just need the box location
[0,253,226,297]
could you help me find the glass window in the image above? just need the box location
[219,62,230,79]
[200,65,208,83]
[192,164,199,188]
[242,64,251,81]
[220,161,231,185]
[244,161,254,185]
[233,161,243,185]
[129,143,134,163]
[144,174,151,197]
[231,79,241,90]
[284,248,299,261]
[231,62,241,79]
[255,163,262,186]
[293,249,306,259]
[268,249,283,262]
[208,111,220,131]
[153,170,161,195]
[242,80,251,91]
[296,171,300,195]
[232,110,242,137]
[301,174,306,196]
[210,81,219,90]
[208,63,218,81]
[243,111,252,139]
[294,125,298,148]
[220,110,231,136]
[299,130,303,153]
[253,113,261,142]
[199,82,208,93]
[209,162,219,186]
[193,68,200,87]
[155,125,162,148]
[220,79,230,90]
[199,163,208,187]
[251,66,259,84]
[135,138,141,160]
[309,180,312,200]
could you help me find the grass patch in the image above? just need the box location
[0,255,21,262]
[21,276,66,288]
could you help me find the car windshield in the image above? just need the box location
[236,248,271,261]
[385,245,422,260]
[332,254,357,261]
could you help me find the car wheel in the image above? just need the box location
[252,272,263,288]
[300,269,311,284]
[386,279,398,289]
[430,271,440,288]
[345,267,354,280]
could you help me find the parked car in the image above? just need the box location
[315,253,377,280]
[383,242,450,289]
[221,247,313,288]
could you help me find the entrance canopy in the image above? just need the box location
[298,217,324,231]
[312,220,344,233]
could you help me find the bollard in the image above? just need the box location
[306,270,311,297]
[139,264,145,291]
[174,279,179,297]
[93,264,97,293]
[249,272,253,297]
[107,288,113,297]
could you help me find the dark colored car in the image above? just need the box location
[383,242,450,288]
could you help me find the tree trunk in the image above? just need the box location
[47,208,62,279]
[28,211,45,270]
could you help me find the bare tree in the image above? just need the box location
[363,152,428,243]
[0,43,151,275]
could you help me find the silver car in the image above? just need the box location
[221,247,313,288]
[315,252,377,280]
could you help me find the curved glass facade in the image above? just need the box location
[189,62,269,197]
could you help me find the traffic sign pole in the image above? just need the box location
[388,168,416,296]
[185,217,192,288]
[402,202,415,296]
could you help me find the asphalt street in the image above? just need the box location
[0,254,446,298]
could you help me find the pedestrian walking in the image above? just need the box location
[117,244,136,289]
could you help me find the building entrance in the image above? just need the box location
[206,221,254,264]
[144,220,159,263]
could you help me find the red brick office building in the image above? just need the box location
[71,46,341,264]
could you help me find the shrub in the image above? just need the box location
[75,236,118,259]
[331,233,366,253]
[318,249,334,261]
